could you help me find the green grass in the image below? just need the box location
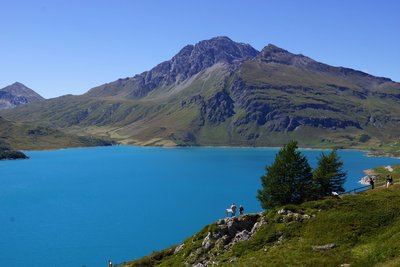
[0,116,114,150]
[121,184,400,267]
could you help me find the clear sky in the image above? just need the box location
[1,0,399,98]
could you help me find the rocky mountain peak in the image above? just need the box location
[108,37,260,98]
[168,36,259,76]
[189,36,259,63]
[257,43,314,66]
[0,82,44,110]
[1,82,44,100]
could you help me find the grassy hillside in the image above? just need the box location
[121,170,400,267]
[0,116,114,150]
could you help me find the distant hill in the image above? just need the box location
[0,82,44,110]
[2,37,400,150]
[0,115,114,151]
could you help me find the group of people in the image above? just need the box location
[368,174,395,189]
[225,203,244,217]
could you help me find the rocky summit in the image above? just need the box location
[1,37,400,150]
[0,82,44,110]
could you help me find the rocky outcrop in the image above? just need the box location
[0,82,44,110]
[184,209,315,267]
[182,90,235,125]
[183,214,265,267]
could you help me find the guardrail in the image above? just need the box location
[344,185,370,194]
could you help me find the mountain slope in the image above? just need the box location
[0,82,44,110]
[122,183,400,267]
[0,115,113,150]
[1,37,400,149]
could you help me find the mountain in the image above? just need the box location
[0,82,44,110]
[122,177,400,267]
[2,37,400,150]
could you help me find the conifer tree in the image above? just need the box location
[257,141,314,209]
[313,149,346,198]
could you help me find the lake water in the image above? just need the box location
[1,146,400,267]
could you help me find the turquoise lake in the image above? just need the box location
[1,146,400,267]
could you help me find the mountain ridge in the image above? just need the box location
[1,37,400,151]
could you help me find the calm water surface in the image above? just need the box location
[1,146,399,267]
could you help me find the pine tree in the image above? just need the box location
[313,149,347,198]
[257,141,314,209]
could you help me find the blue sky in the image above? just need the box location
[0,0,399,98]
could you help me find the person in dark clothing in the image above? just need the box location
[239,205,244,215]
[387,175,393,188]
[369,176,375,189]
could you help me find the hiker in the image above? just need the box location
[239,205,244,215]
[225,207,231,217]
[225,203,237,217]
[369,176,375,189]
[231,203,237,217]
[108,259,112,267]
[386,175,393,188]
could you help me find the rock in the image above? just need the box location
[251,217,268,234]
[216,218,226,225]
[312,243,336,251]
[233,230,251,243]
[174,243,185,254]
[277,209,312,223]
[340,264,351,267]
[199,214,263,252]
[277,209,288,215]
[202,232,212,250]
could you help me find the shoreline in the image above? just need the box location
[18,143,400,160]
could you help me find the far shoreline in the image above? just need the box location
[18,143,400,160]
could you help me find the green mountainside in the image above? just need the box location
[0,115,113,151]
[121,177,400,266]
[2,37,400,152]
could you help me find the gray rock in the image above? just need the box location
[312,243,336,251]
[233,230,251,243]
[202,232,212,250]
[174,243,185,254]
[251,217,268,234]
[277,209,288,215]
